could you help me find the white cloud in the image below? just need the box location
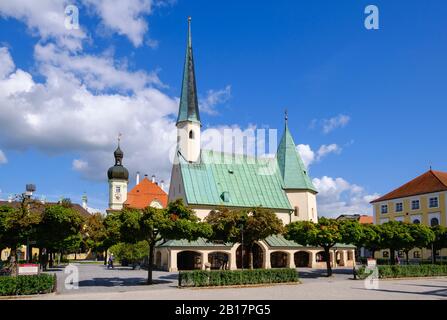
[297,143,341,168]
[296,144,315,168]
[72,159,88,170]
[200,85,232,115]
[0,0,87,51]
[322,114,350,134]
[82,0,154,47]
[313,176,379,218]
[34,43,163,93]
[0,46,179,183]
[0,149,7,164]
[316,144,342,161]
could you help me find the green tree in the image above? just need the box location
[84,213,108,261]
[361,224,382,258]
[399,224,434,264]
[109,241,149,267]
[429,225,447,263]
[206,207,284,269]
[34,204,84,269]
[102,211,122,265]
[0,196,41,274]
[339,220,364,259]
[286,218,342,276]
[379,221,413,265]
[117,199,211,284]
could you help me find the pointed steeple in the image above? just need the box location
[176,17,200,125]
[276,113,317,192]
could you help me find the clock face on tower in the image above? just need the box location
[115,193,121,201]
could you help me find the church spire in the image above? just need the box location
[276,115,317,192]
[176,16,200,125]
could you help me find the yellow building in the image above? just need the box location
[371,169,447,260]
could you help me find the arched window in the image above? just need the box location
[294,206,299,217]
[189,130,194,139]
[413,219,420,224]
[431,217,439,227]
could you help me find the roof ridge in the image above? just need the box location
[371,170,447,203]
[430,170,447,188]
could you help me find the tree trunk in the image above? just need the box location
[248,244,254,270]
[324,247,332,277]
[10,247,18,276]
[433,247,437,264]
[104,248,108,265]
[147,244,154,285]
[390,249,395,265]
[49,251,54,268]
[405,251,409,265]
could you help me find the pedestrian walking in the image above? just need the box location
[107,254,114,269]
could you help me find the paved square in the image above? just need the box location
[23,264,447,300]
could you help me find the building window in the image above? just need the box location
[398,251,404,258]
[395,202,403,212]
[383,251,389,258]
[411,200,420,210]
[413,219,420,224]
[115,186,121,193]
[294,206,299,217]
[429,197,439,208]
[413,251,421,259]
[430,217,439,227]
[381,205,388,214]
[189,130,194,140]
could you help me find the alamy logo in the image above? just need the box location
[65,5,79,30]
[364,5,380,30]
[364,266,379,290]
[64,264,79,290]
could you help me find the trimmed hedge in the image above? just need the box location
[0,274,56,296]
[178,268,299,287]
[356,264,447,279]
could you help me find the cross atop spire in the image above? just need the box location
[117,132,122,146]
[176,16,200,125]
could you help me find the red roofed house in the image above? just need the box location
[124,176,168,209]
[106,139,168,213]
[370,169,447,261]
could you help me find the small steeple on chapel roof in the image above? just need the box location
[276,111,317,192]
[176,17,200,125]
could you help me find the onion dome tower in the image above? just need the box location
[108,134,129,210]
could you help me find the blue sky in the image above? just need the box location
[0,0,446,216]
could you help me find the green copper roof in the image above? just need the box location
[179,150,293,210]
[264,235,355,249]
[264,235,304,247]
[176,17,200,124]
[276,121,317,192]
[157,238,233,248]
[157,235,355,249]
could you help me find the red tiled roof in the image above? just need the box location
[370,170,447,203]
[358,215,373,224]
[124,178,168,209]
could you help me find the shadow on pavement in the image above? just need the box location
[297,268,354,279]
[78,277,172,287]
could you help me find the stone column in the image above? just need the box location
[201,251,209,270]
[264,250,271,269]
[309,251,316,268]
[169,250,178,272]
[287,252,296,268]
[229,249,237,270]
[338,251,345,267]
